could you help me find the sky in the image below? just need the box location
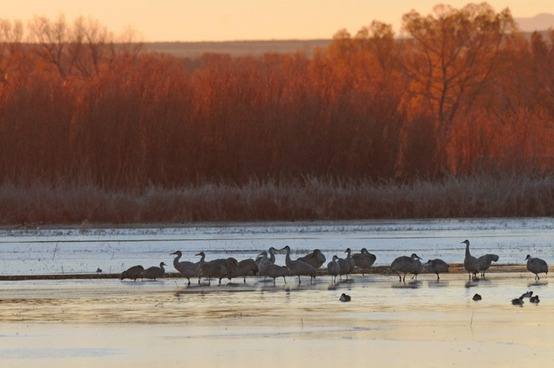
[2,0,553,41]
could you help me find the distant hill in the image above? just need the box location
[516,13,554,32]
[143,30,552,59]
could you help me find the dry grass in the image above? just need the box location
[0,175,553,225]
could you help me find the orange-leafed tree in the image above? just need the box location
[401,3,515,170]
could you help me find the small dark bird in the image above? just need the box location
[511,297,524,306]
[530,295,540,304]
[96,268,102,273]
[339,293,351,302]
[472,293,482,301]
[520,291,533,299]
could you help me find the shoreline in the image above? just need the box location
[1,216,554,231]
[0,263,540,281]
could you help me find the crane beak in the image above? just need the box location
[170,251,177,255]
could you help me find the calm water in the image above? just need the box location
[0,274,553,367]
[0,218,553,275]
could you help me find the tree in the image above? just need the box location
[401,3,515,165]
[0,19,23,83]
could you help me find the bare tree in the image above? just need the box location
[0,19,24,83]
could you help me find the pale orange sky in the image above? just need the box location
[3,0,553,41]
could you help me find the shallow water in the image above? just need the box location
[0,273,553,367]
[0,218,553,275]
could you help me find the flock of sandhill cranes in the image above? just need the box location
[120,240,549,285]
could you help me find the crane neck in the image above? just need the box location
[173,253,182,267]
[268,249,275,263]
[465,243,471,258]
[285,249,292,266]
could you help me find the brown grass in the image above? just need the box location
[0,175,553,225]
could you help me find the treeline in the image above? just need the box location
[0,4,553,190]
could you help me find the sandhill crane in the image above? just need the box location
[337,257,348,280]
[266,264,289,285]
[345,248,356,273]
[425,259,449,280]
[120,265,144,281]
[256,250,269,265]
[327,255,340,283]
[230,258,258,283]
[477,254,499,278]
[530,295,540,304]
[512,296,524,306]
[390,253,423,283]
[298,249,326,269]
[525,255,548,280]
[462,240,479,280]
[352,248,376,275]
[171,251,198,285]
[223,257,239,283]
[337,250,354,280]
[268,247,278,263]
[281,246,317,284]
[256,251,287,285]
[195,252,232,286]
[472,294,482,301]
[143,262,166,280]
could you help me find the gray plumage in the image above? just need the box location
[120,265,144,281]
[526,254,548,280]
[327,255,341,283]
[390,253,423,282]
[352,248,376,275]
[143,262,166,280]
[171,251,198,285]
[263,264,289,285]
[298,249,326,269]
[477,254,499,278]
[462,240,480,280]
[229,259,258,283]
[425,259,449,280]
[337,249,355,279]
[281,246,317,284]
[195,252,235,285]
